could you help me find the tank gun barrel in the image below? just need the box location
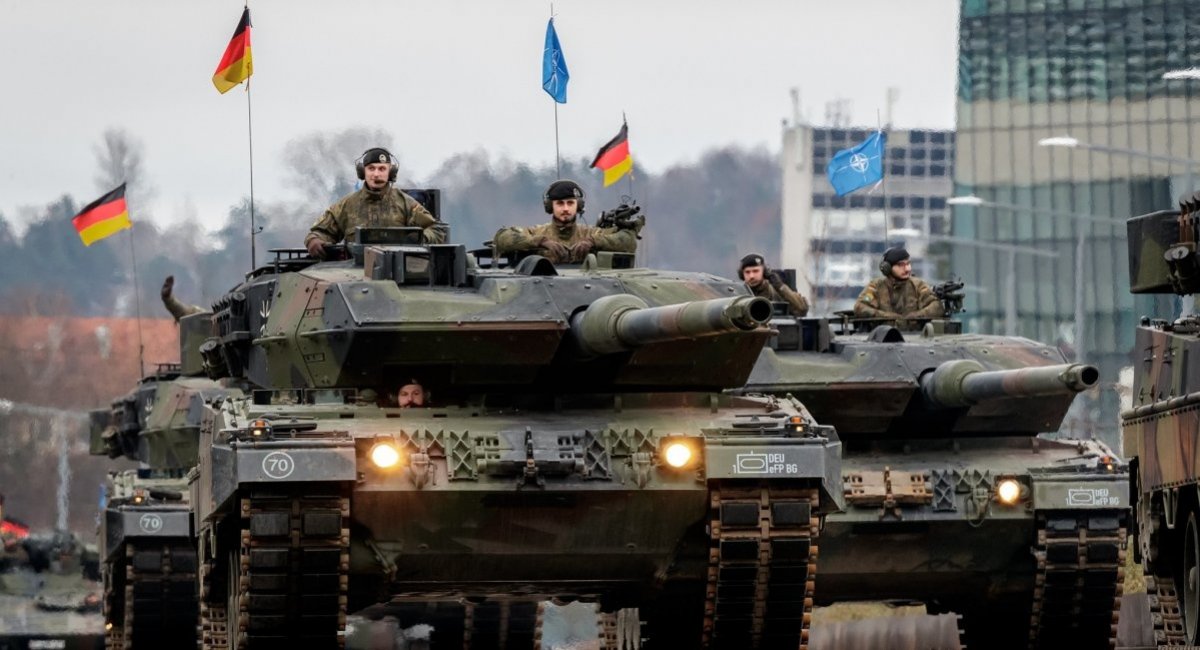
[920,360,1099,409]
[570,294,772,357]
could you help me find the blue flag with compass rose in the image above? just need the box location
[542,18,569,103]
[826,130,886,196]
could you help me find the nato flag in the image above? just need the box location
[542,18,569,103]
[826,131,887,196]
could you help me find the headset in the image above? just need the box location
[879,247,909,277]
[542,180,586,214]
[355,148,399,183]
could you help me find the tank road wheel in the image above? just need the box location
[1185,512,1200,643]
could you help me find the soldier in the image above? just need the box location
[739,254,809,317]
[396,381,426,408]
[304,147,446,258]
[161,276,204,322]
[492,180,640,264]
[853,246,944,320]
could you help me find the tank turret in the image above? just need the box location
[919,360,1099,409]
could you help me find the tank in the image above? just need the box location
[187,227,843,649]
[88,280,244,650]
[741,300,1129,649]
[1122,191,1200,646]
[0,495,104,650]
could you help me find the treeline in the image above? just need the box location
[0,127,783,316]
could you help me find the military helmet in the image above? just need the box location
[356,147,399,183]
[543,179,586,214]
[879,246,910,276]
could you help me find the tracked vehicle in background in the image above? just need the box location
[187,226,842,649]
[1123,191,1200,646]
[89,284,243,650]
[742,291,1129,649]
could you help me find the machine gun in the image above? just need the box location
[933,278,966,316]
[597,200,646,238]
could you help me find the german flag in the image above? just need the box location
[590,122,632,187]
[212,7,253,94]
[72,184,131,246]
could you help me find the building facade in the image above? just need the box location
[781,119,955,313]
[952,0,1198,444]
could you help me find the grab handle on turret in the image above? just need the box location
[570,295,773,357]
[920,360,1100,409]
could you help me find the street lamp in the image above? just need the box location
[1037,135,1200,169]
[905,223,1056,336]
[946,195,1110,356]
[1163,68,1200,80]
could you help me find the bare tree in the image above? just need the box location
[283,127,398,206]
[93,128,153,204]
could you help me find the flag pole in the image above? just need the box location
[550,4,561,179]
[877,109,890,244]
[246,79,258,270]
[126,225,145,378]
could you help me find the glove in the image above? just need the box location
[570,239,594,260]
[539,238,569,260]
[161,275,176,301]
[306,238,327,259]
[767,269,785,290]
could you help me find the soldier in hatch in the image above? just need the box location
[304,147,446,258]
[492,180,640,264]
[161,275,204,322]
[853,246,944,320]
[739,253,809,317]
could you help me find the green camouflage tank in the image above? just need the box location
[187,226,843,649]
[88,279,243,650]
[741,297,1129,649]
[1122,191,1200,645]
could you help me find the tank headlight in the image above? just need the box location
[370,442,402,469]
[664,443,693,468]
[996,478,1022,505]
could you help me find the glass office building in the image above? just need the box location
[953,0,1199,444]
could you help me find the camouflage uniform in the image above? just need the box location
[853,276,944,319]
[493,221,639,264]
[304,187,446,248]
[749,281,809,317]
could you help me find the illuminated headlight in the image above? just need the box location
[249,419,271,439]
[105,623,113,631]
[370,442,402,469]
[995,478,1022,505]
[660,438,701,470]
[664,443,693,468]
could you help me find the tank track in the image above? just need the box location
[1147,574,1188,646]
[1027,511,1126,649]
[702,483,819,649]
[232,489,349,649]
[388,597,555,649]
[107,540,199,650]
[200,532,229,650]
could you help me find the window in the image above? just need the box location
[910,197,926,209]
[931,164,947,177]
[930,131,946,144]
[931,148,947,161]
[910,131,926,143]
[890,164,906,176]
[890,196,905,209]
[813,195,828,208]
[911,148,927,160]
[930,197,946,210]
[850,195,866,208]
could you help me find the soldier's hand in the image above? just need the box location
[570,239,594,259]
[161,275,175,301]
[767,269,785,290]
[306,238,327,259]
[540,238,569,260]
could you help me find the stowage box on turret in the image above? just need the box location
[741,299,1129,649]
[187,228,843,649]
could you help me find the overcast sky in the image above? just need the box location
[0,0,959,230]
